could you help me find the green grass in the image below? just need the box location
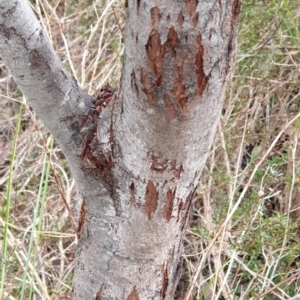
[19,141,52,299]
[0,103,23,299]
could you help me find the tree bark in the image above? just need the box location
[0,0,240,299]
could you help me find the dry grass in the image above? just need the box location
[181,1,300,299]
[1,0,300,299]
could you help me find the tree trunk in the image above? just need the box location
[0,0,240,299]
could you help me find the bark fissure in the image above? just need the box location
[95,283,105,300]
[145,180,159,220]
[161,264,169,298]
[195,34,207,97]
[76,198,87,238]
[164,188,176,222]
[145,29,165,76]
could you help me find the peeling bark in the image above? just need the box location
[0,0,241,299]
[145,180,159,219]
[164,188,176,222]
[146,29,165,76]
[76,198,87,238]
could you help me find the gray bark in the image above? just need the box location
[0,0,240,299]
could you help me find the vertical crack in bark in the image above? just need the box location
[163,188,176,222]
[136,0,141,14]
[161,264,169,298]
[130,181,136,205]
[131,70,139,98]
[76,198,87,238]
[177,200,183,222]
[177,11,184,28]
[145,180,158,220]
[195,34,207,97]
[162,26,186,109]
[126,286,140,300]
[145,29,165,76]
[95,283,105,300]
[180,191,194,230]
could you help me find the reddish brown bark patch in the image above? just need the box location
[95,284,105,300]
[140,68,154,105]
[150,152,168,173]
[145,180,158,220]
[160,264,169,298]
[126,286,140,300]
[164,27,178,52]
[163,94,176,118]
[185,0,198,15]
[164,188,176,222]
[172,69,187,110]
[176,199,184,222]
[177,11,184,28]
[195,34,207,97]
[146,29,165,76]
[76,198,87,238]
[150,6,160,25]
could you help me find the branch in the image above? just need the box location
[0,0,93,161]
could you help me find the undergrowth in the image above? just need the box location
[182,1,300,299]
[0,0,299,299]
